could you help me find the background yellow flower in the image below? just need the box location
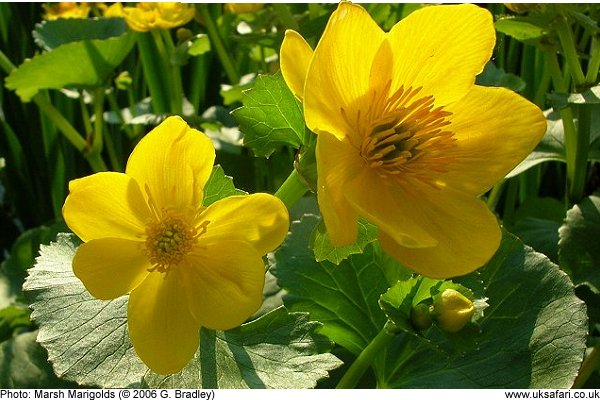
[280,2,546,278]
[122,2,195,32]
[43,2,91,20]
[62,116,289,374]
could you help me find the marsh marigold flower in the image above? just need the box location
[43,2,90,20]
[62,116,289,374]
[122,2,195,32]
[280,2,546,278]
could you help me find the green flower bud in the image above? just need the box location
[114,71,132,91]
[504,3,539,13]
[410,303,433,331]
[176,28,193,43]
[432,289,475,333]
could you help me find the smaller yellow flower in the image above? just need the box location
[43,2,91,20]
[224,3,264,14]
[98,2,124,18]
[122,2,195,32]
[432,289,475,333]
[62,116,289,374]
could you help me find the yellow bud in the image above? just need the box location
[432,289,475,333]
[114,71,132,91]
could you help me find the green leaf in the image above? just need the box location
[5,32,135,102]
[549,86,600,109]
[203,165,247,207]
[507,110,564,178]
[274,216,587,388]
[0,331,77,388]
[23,233,147,388]
[0,222,66,308]
[272,215,411,355]
[188,34,211,56]
[231,72,307,157]
[476,61,526,92]
[495,17,547,41]
[143,308,342,388]
[559,194,600,293]
[24,233,339,389]
[381,231,587,388]
[511,197,565,262]
[33,17,129,51]
[0,306,33,343]
[311,219,377,264]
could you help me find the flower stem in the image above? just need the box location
[336,328,395,389]
[136,32,170,114]
[585,37,600,85]
[573,343,600,389]
[197,4,240,84]
[274,168,309,210]
[556,14,586,88]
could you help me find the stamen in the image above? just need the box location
[359,84,456,182]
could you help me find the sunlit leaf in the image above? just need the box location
[143,308,342,389]
[33,17,128,51]
[5,32,135,102]
[495,17,547,41]
[311,219,377,264]
[231,72,308,157]
[203,165,247,207]
[559,194,600,293]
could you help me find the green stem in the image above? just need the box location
[568,105,591,203]
[272,3,300,31]
[0,47,14,74]
[556,14,586,87]
[274,168,309,210]
[136,32,170,114]
[585,37,600,84]
[573,344,600,389]
[106,90,134,139]
[197,4,240,84]
[486,180,505,210]
[90,88,105,156]
[336,328,395,389]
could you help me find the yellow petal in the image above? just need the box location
[198,194,289,255]
[388,4,495,105]
[316,132,363,246]
[128,271,200,375]
[378,186,501,278]
[304,1,386,140]
[181,240,265,331]
[63,172,150,242]
[73,238,150,300]
[280,30,313,101]
[344,169,438,249]
[126,116,215,212]
[441,85,547,194]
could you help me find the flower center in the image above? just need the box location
[145,215,205,274]
[356,85,456,180]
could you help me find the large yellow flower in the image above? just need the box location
[280,2,546,278]
[122,2,195,32]
[62,116,289,374]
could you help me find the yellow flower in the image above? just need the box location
[62,116,289,374]
[280,2,546,278]
[224,3,264,14]
[43,2,91,20]
[98,2,124,18]
[122,2,195,32]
